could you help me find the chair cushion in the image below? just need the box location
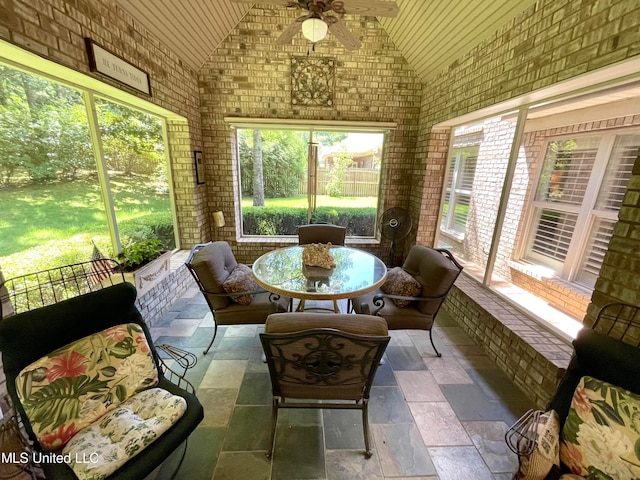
[190,242,238,309]
[16,323,158,451]
[265,312,388,336]
[223,264,260,305]
[560,376,640,479]
[380,267,422,307]
[403,246,460,315]
[215,291,289,325]
[298,224,346,246]
[62,387,186,480]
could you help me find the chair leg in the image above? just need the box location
[203,321,218,355]
[362,400,372,459]
[266,397,279,459]
[429,329,442,358]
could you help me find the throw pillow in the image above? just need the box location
[223,264,260,305]
[515,409,561,480]
[560,376,640,479]
[380,267,422,307]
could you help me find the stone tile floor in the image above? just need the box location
[145,286,533,480]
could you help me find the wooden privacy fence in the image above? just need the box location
[297,168,380,197]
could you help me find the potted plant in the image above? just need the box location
[116,239,172,296]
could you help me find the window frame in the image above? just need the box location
[521,129,638,286]
[228,119,395,240]
[0,53,181,256]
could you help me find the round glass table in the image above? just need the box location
[252,245,387,312]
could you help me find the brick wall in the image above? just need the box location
[0,0,208,247]
[415,0,640,408]
[587,151,640,324]
[198,6,422,264]
[443,275,573,408]
[413,0,640,248]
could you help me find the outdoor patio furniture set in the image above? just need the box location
[1,225,639,479]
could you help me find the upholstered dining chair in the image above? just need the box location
[297,223,346,246]
[185,241,290,354]
[351,245,462,357]
[297,223,346,312]
[260,312,390,459]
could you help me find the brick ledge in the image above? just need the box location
[443,273,574,408]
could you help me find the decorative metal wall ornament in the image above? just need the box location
[291,56,336,107]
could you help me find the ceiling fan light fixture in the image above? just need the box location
[301,17,328,43]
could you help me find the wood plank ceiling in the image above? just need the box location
[116,0,539,83]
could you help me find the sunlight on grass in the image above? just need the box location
[241,195,377,209]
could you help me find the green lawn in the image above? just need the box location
[242,195,377,209]
[0,175,172,279]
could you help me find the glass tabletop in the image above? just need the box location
[252,246,387,300]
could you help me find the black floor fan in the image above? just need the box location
[378,207,412,265]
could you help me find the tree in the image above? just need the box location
[96,99,163,175]
[0,66,94,185]
[238,129,307,198]
[253,130,265,206]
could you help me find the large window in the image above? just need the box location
[436,81,640,333]
[440,127,480,237]
[526,133,637,288]
[237,127,384,237]
[0,63,176,279]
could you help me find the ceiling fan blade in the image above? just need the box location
[230,0,289,4]
[276,18,304,44]
[341,0,399,17]
[328,19,361,51]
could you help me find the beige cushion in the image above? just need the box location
[403,246,461,315]
[62,387,186,480]
[265,312,388,336]
[189,242,238,310]
[381,267,422,307]
[223,264,259,305]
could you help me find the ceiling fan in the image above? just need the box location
[231,0,399,51]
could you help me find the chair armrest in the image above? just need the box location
[505,409,542,456]
[157,344,197,373]
[371,292,447,315]
[156,345,198,395]
[200,287,269,297]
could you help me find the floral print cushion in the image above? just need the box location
[62,387,186,480]
[560,376,640,479]
[16,323,158,451]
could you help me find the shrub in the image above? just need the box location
[118,213,175,250]
[116,239,163,271]
[242,206,376,236]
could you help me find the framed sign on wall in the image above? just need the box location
[85,38,152,96]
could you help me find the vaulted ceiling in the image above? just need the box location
[115,0,539,83]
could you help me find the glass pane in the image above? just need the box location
[95,98,175,251]
[535,137,600,205]
[437,118,514,279]
[238,129,310,235]
[238,129,382,237]
[576,217,616,288]
[0,64,106,279]
[314,131,382,236]
[530,208,578,263]
[595,134,639,211]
